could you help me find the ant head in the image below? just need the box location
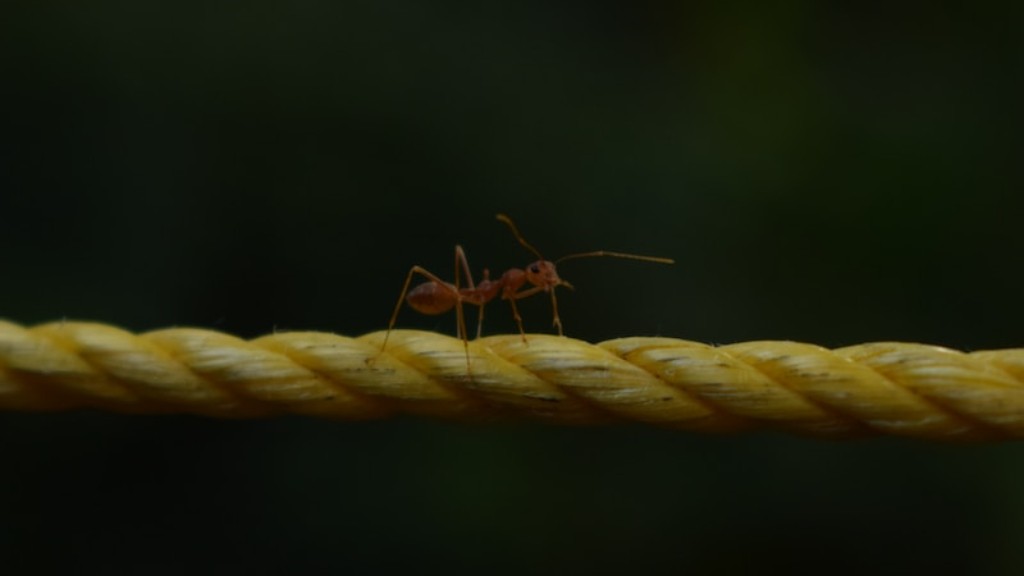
[524,260,564,291]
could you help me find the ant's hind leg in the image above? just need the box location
[455,245,476,290]
[379,265,453,356]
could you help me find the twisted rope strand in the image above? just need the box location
[2,319,1023,439]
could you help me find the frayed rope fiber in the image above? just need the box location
[2,319,1023,440]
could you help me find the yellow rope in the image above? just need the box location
[2,319,1023,440]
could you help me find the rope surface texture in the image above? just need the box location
[2,319,1024,440]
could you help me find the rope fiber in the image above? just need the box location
[2,319,1023,440]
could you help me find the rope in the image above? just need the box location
[2,319,1023,440]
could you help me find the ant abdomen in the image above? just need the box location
[406,282,457,315]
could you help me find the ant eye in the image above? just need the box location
[529,264,539,273]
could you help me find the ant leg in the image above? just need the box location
[474,268,492,340]
[378,265,472,376]
[452,246,471,349]
[511,286,564,335]
[454,291,470,374]
[502,285,545,342]
[455,245,475,290]
[506,297,527,343]
[549,289,563,336]
[475,303,486,339]
[380,265,457,355]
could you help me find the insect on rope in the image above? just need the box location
[378,214,674,365]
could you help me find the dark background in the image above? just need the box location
[2,2,1023,574]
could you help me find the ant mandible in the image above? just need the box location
[378,213,674,360]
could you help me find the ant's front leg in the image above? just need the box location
[503,285,545,343]
[506,297,526,343]
[548,289,563,336]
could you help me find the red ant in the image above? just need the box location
[378,214,673,362]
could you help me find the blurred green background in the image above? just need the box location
[2,2,1023,574]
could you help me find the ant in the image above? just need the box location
[377,214,673,364]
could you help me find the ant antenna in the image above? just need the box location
[556,251,675,265]
[498,214,675,266]
[496,213,545,261]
